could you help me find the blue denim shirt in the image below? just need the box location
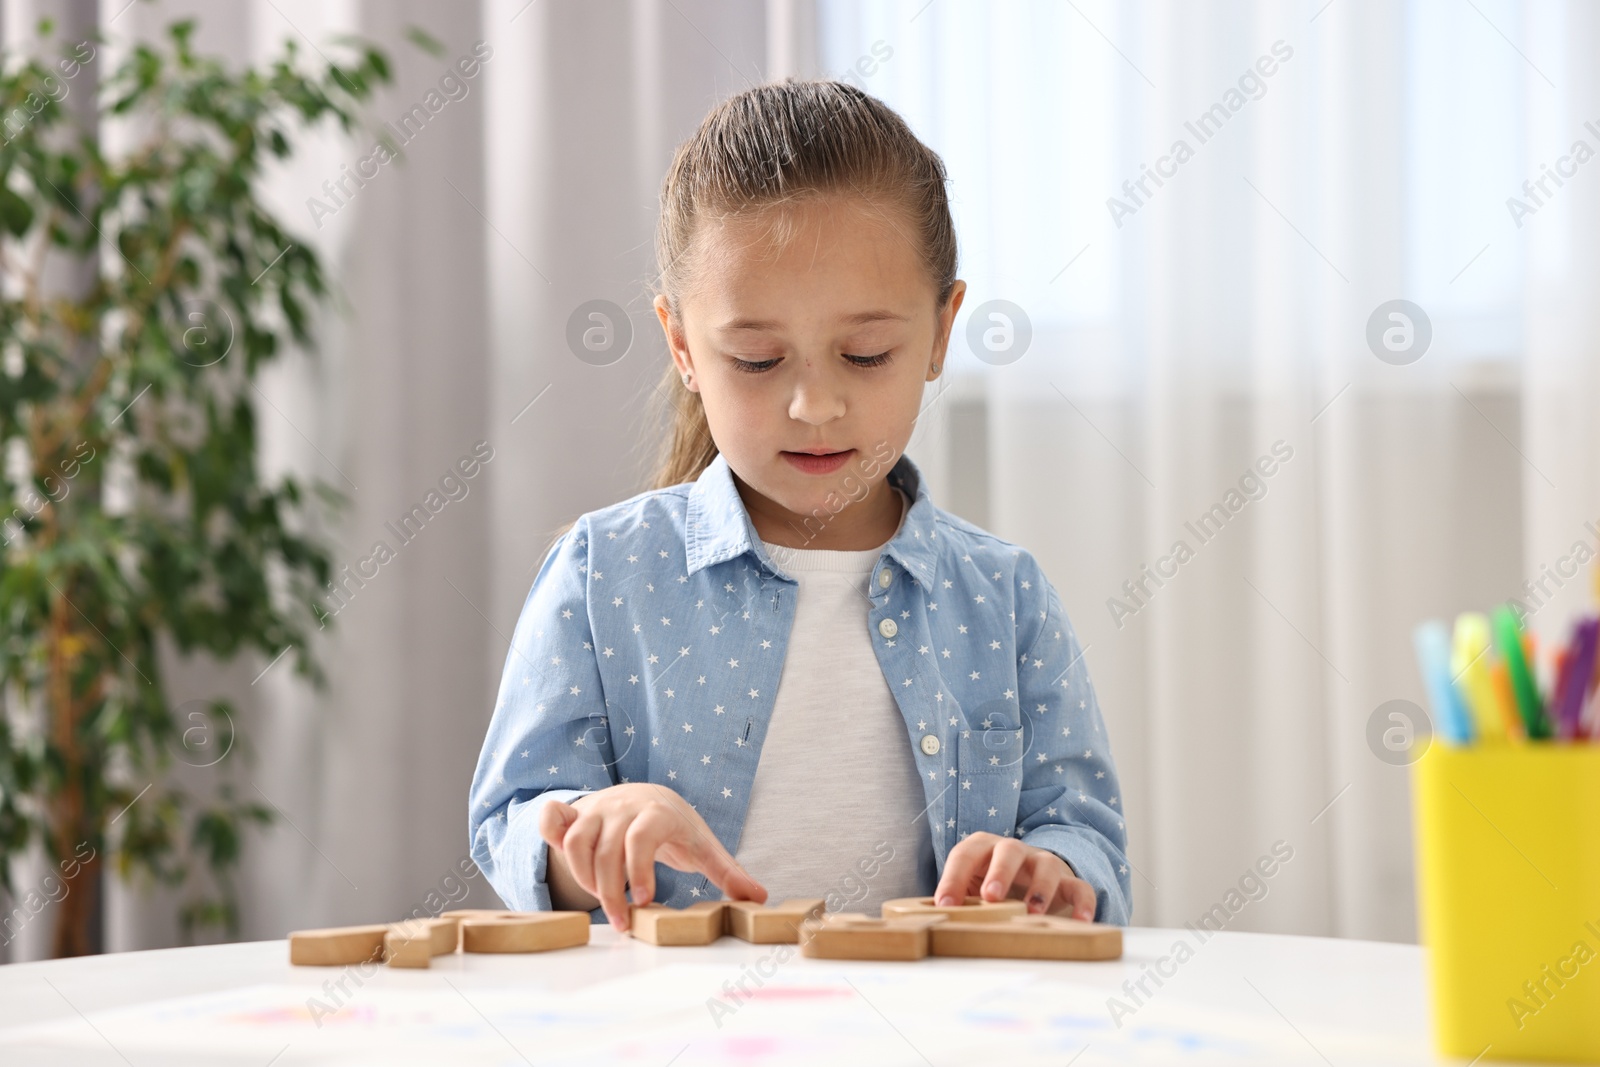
[468,451,1131,924]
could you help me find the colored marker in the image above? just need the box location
[1488,660,1526,740]
[1414,620,1472,745]
[1587,675,1600,740]
[1493,606,1548,739]
[1550,643,1576,740]
[1451,613,1505,741]
[1589,618,1600,738]
[1551,618,1599,739]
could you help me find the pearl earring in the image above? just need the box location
[681,372,692,386]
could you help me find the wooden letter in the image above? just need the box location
[725,898,825,944]
[628,901,727,945]
[288,924,389,967]
[384,917,462,968]
[929,913,1123,961]
[797,913,947,961]
[440,909,526,920]
[460,911,590,953]
[880,895,1026,923]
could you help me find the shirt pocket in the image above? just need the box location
[959,700,1027,776]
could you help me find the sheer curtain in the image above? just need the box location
[3,0,771,960]
[4,0,1594,959]
[820,0,1600,942]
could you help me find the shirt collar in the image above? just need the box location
[684,450,941,586]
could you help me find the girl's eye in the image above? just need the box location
[845,351,892,367]
[728,351,892,374]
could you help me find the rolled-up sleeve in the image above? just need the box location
[468,515,617,912]
[1012,551,1132,925]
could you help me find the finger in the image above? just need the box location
[560,807,603,899]
[691,833,767,904]
[625,806,676,908]
[646,789,767,904]
[591,815,635,932]
[1059,877,1097,922]
[1019,855,1064,915]
[537,800,577,850]
[978,840,1030,903]
[933,835,992,907]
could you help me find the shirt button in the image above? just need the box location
[920,734,941,755]
[877,569,892,588]
[878,618,898,638]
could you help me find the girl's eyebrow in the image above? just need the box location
[717,309,909,332]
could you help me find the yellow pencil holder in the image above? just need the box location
[1412,742,1600,1063]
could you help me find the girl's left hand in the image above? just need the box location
[932,832,1097,921]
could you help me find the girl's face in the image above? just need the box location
[654,195,965,549]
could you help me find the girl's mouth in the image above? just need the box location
[781,448,854,474]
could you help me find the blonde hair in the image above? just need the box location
[548,78,956,547]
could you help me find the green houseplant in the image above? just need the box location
[0,18,396,957]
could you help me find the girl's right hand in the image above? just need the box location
[538,782,768,931]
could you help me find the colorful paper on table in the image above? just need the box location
[1414,621,1472,744]
[0,964,1422,1065]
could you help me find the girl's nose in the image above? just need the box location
[786,362,847,425]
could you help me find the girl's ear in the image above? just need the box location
[654,294,692,375]
[929,279,968,378]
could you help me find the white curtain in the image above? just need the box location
[4,0,772,959]
[821,0,1600,943]
[4,0,1595,958]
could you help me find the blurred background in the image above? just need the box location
[2,0,1597,960]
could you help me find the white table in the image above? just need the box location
[0,925,1502,1065]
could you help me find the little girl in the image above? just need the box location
[469,79,1129,933]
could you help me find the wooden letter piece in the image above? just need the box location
[440,909,547,951]
[460,912,591,953]
[725,898,825,944]
[628,901,727,945]
[288,924,389,967]
[798,913,947,961]
[880,895,1026,923]
[384,917,462,969]
[929,914,1123,961]
[440,909,531,919]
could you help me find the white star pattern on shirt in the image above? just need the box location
[469,460,1128,925]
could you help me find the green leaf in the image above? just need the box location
[403,25,446,58]
[0,186,33,237]
[0,12,393,949]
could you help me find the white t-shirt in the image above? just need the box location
[734,487,937,915]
